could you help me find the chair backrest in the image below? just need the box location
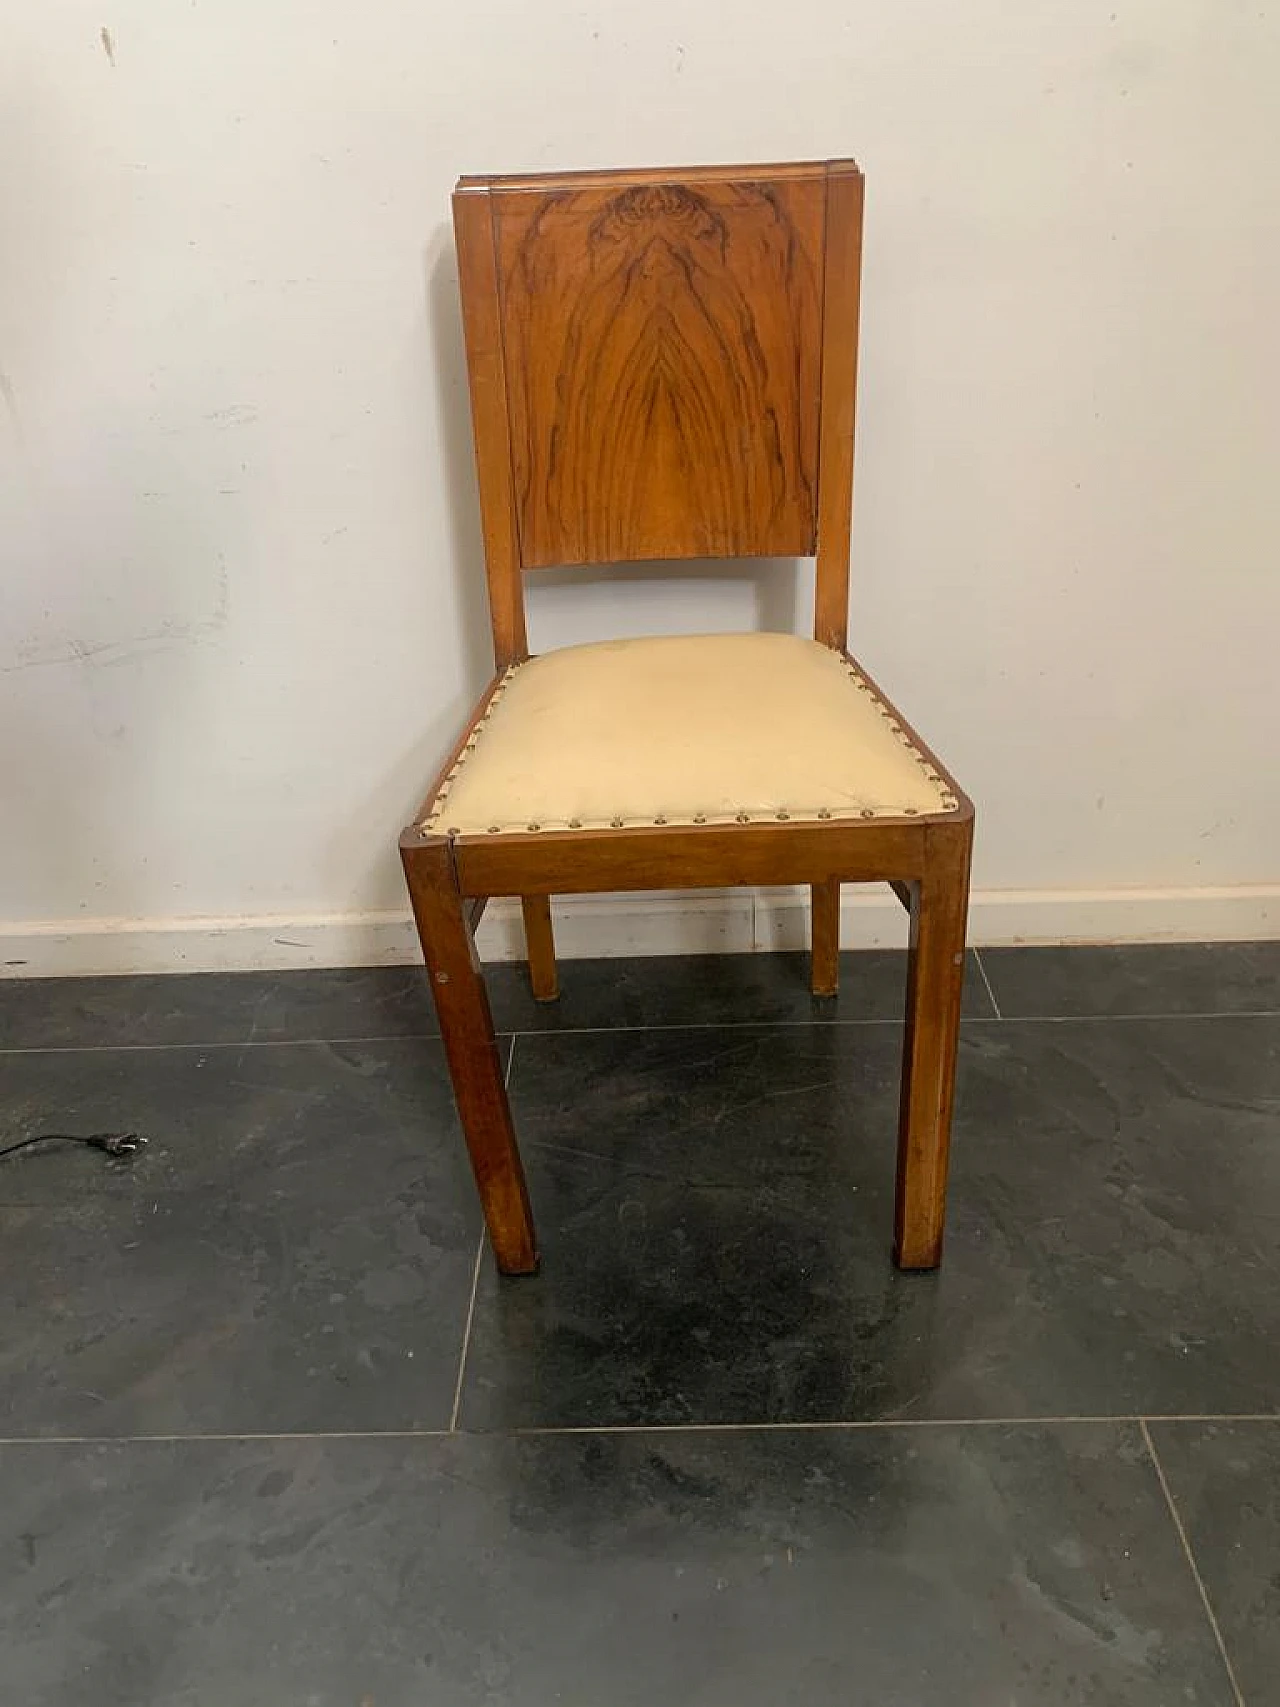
[452,159,864,667]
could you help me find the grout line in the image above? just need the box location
[957,1009,1280,1025]
[0,1430,458,1446]
[1140,1420,1247,1707]
[971,948,1003,1019]
[0,1033,481,1056]
[499,1412,1276,1437]
[448,1232,485,1434]
[505,1415,1130,1436]
[5,1414,1278,1448]
[506,1017,902,1038]
[0,1021,897,1055]
[506,1010,1280,1037]
[1127,1414,1280,1425]
[2,1011,1278,1056]
[447,1035,514,1433]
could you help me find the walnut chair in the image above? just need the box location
[400,159,974,1277]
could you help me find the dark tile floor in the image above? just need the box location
[1,941,1277,1704]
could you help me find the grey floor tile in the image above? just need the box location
[1147,1419,1280,1705]
[979,941,1280,1020]
[0,1425,1237,1707]
[0,1040,480,1436]
[461,1016,1280,1429]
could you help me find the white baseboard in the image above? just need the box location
[1,884,1277,978]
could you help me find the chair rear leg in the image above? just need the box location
[894,823,973,1269]
[521,895,559,1003]
[810,881,840,997]
[402,838,538,1275]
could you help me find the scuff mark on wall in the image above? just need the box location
[2,556,231,673]
[100,26,116,67]
[0,368,24,449]
[205,404,259,429]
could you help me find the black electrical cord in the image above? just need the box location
[0,1132,146,1162]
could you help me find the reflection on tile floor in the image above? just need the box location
[461,1015,1280,1429]
[1,942,1275,1704]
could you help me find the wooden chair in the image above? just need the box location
[401,159,973,1277]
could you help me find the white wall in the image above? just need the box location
[2,0,1278,973]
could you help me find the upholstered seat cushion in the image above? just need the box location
[421,632,958,836]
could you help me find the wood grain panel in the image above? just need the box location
[491,176,825,567]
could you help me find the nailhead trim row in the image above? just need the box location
[420,650,960,835]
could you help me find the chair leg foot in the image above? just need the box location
[810,880,840,997]
[893,826,972,1270]
[403,841,538,1275]
[494,1241,540,1278]
[521,895,559,1003]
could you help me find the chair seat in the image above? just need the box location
[422,632,958,836]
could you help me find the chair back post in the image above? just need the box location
[814,164,865,652]
[452,183,529,669]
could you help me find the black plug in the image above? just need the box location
[85,1132,147,1156]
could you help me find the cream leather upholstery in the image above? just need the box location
[421,633,958,836]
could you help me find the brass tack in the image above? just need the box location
[610,816,624,828]
[776,810,790,821]
[527,822,541,832]
[654,815,667,825]
[487,824,501,834]
[817,808,831,820]
[446,826,459,836]
[860,808,876,819]
[693,813,707,824]
[904,808,918,816]
[735,811,750,824]
[568,818,582,829]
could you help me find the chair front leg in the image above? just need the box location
[894,821,973,1269]
[402,837,538,1275]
